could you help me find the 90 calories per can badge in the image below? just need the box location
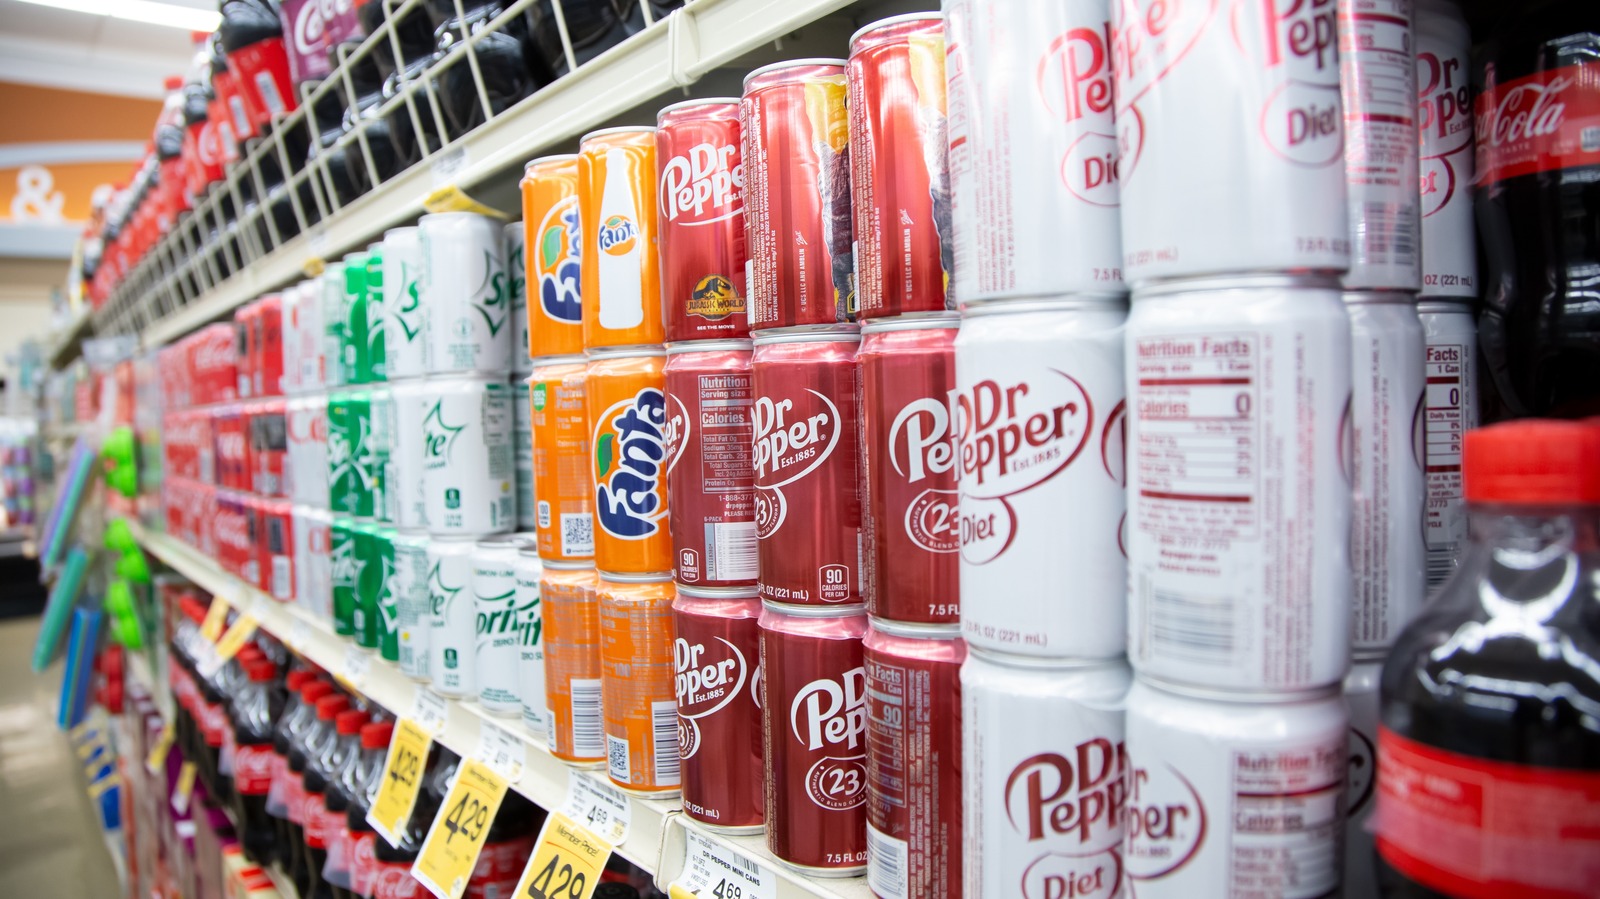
[665,341,758,591]
[656,98,749,341]
[586,348,672,575]
[672,587,763,833]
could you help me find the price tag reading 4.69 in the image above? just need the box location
[515,812,612,899]
[412,759,509,899]
[368,718,433,846]
[667,829,776,899]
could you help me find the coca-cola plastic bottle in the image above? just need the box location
[369,744,446,899]
[218,0,298,137]
[231,659,286,864]
[293,692,351,898]
[315,709,370,898]
[1377,420,1600,897]
[415,750,544,899]
[339,720,394,899]
[267,669,316,864]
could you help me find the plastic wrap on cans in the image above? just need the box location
[1415,0,1476,298]
[752,327,862,605]
[513,548,546,735]
[342,252,373,385]
[286,394,329,507]
[672,587,763,832]
[586,349,672,574]
[759,602,869,875]
[259,499,294,601]
[388,379,429,531]
[656,99,749,341]
[293,505,332,621]
[473,534,532,716]
[961,650,1130,899]
[528,359,595,562]
[1346,292,1426,648]
[955,299,1126,656]
[579,127,663,349]
[421,375,514,537]
[363,246,388,383]
[393,531,431,682]
[849,14,953,318]
[369,385,394,522]
[322,267,348,388]
[381,226,426,380]
[1110,0,1349,281]
[664,341,758,591]
[1343,656,1381,899]
[861,315,959,624]
[427,537,477,698]
[513,379,535,530]
[1418,299,1478,587]
[542,564,604,765]
[599,576,681,795]
[327,389,375,518]
[419,212,512,375]
[250,398,288,497]
[1127,276,1353,690]
[1124,680,1349,898]
[331,516,358,635]
[741,60,856,328]
[504,220,532,374]
[520,156,584,358]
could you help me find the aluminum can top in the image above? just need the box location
[1136,671,1343,705]
[529,354,587,370]
[849,11,944,49]
[580,125,658,144]
[665,339,752,354]
[751,324,862,345]
[476,533,534,552]
[859,312,958,333]
[587,345,667,359]
[868,617,960,640]
[1342,288,1419,305]
[541,559,596,572]
[678,583,760,600]
[599,570,675,584]
[1416,298,1476,313]
[384,224,418,239]
[743,58,849,88]
[524,154,579,173]
[761,600,867,619]
[417,211,494,225]
[658,96,742,116]
[1133,272,1342,299]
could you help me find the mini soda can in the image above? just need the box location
[656,98,749,341]
[369,385,394,523]
[388,378,430,531]
[1343,654,1382,899]
[521,155,584,358]
[364,245,388,382]
[393,530,431,682]
[579,127,663,349]
[282,286,302,396]
[599,574,681,795]
[250,398,288,497]
[293,504,332,622]
[586,348,672,574]
[427,536,478,698]
[672,586,763,832]
[321,266,348,388]
[514,546,546,736]
[286,393,329,507]
[1419,299,1478,587]
[382,225,426,380]
[254,293,286,397]
[528,359,595,561]
[259,499,295,602]
[342,251,372,385]
[514,379,535,530]
[375,526,401,661]
[352,521,392,650]
[328,389,375,519]
[504,220,532,375]
[331,516,359,636]
[542,563,604,765]
[293,277,326,393]
[419,212,513,375]
[1416,0,1476,299]
[421,374,514,537]
[474,534,533,717]
[664,341,757,591]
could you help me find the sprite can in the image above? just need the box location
[383,226,426,380]
[353,522,398,655]
[330,516,359,636]
[393,530,431,680]
[505,220,532,375]
[370,386,394,523]
[419,212,512,375]
[322,265,348,388]
[514,378,535,530]
[365,245,388,383]
[343,251,371,385]
[422,374,515,536]
[328,389,376,518]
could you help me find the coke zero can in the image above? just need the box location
[656,98,749,341]
[672,586,763,833]
[665,341,758,591]
[1416,0,1476,298]
[527,358,595,562]
[542,563,604,765]
[1418,299,1478,587]
[599,574,680,795]
[586,348,671,575]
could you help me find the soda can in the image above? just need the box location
[1416,0,1476,298]
[513,546,546,736]
[286,393,329,507]
[586,348,672,574]
[542,563,604,765]
[578,127,663,349]
[255,293,286,397]
[1346,292,1426,648]
[599,575,681,795]
[1109,0,1349,282]
[520,155,585,358]
[955,298,1126,656]
[1124,678,1349,898]
[328,389,375,519]
[421,374,514,537]
[860,315,958,624]
[364,245,388,382]
[528,358,595,562]
[419,212,512,375]
[751,327,862,605]
[293,504,333,622]
[1338,0,1419,290]
[474,533,534,716]
[961,649,1130,899]
[513,379,535,530]
[427,536,478,698]
[760,601,869,875]
[393,530,431,682]
[1418,299,1478,587]
[352,521,394,650]
[259,498,295,602]
[664,341,758,591]
[214,403,251,491]
[656,98,749,341]
[382,225,427,379]
[1127,275,1353,690]
[342,251,373,385]
[672,586,763,832]
[293,278,327,393]
[388,378,429,531]
[943,0,1125,300]
[369,385,394,523]
[864,620,964,899]
[321,266,348,389]
[281,283,303,396]
[504,220,532,375]
[250,398,288,497]
[331,516,359,636]
[1343,654,1381,899]
[849,14,953,318]
[742,59,855,328]
[235,301,259,400]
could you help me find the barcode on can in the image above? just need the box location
[607,734,631,782]
[706,522,758,582]
[651,700,680,785]
[562,513,594,556]
[1149,588,1235,662]
[866,823,909,899]
[571,678,603,757]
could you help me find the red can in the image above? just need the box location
[863,620,965,899]
[251,398,288,498]
[741,59,856,328]
[258,499,295,601]
[759,601,869,875]
[672,587,763,832]
[665,341,757,591]
[859,315,959,623]
[214,404,251,492]
[254,293,284,398]
[751,327,862,605]
[657,99,750,341]
[214,490,253,581]
[848,14,953,318]
[191,322,240,407]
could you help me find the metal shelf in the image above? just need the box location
[46,309,93,370]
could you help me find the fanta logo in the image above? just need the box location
[675,637,747,717]
[593,388,668,539]
[661,141,743,224]
[1040,24,1114,123]
[597,215,639,256]
[427,561,462,618]
[790,666,866,752]
[752,390,840,486]
[537,198,582,324]
[1004,741,1127,847]
[423,401,466,464]
[474,592,518,635]
[1125,763,1207,881]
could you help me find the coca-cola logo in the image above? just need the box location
[660,141,743,224]
[289,405,328,443]
[1124,763,1207,881]
[753,389,841,537]
[194,336,235,373]
[1477,73,1573,150]
[790,666,866,752]
[215,508,250,549]
[674,636,749,760]
[593,388,669,539]
[292,0,355,56]
[889,395,959,553]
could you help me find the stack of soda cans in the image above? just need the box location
[281,273,332,635]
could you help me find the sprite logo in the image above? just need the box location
[423,401,466,466]
[506,240,526,311]
[475,591,518,635]
[518,597,542,647]
[397,261,422,341]
[475,250,510,337]
[427,560,462,619]
[331,532,356,588]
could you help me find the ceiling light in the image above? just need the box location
[10,0,222,32]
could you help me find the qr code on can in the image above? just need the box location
[561,513,594,556]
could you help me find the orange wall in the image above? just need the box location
[0,81,164,224]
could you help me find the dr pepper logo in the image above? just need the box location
[1005,739,1128,899]
[674,635,750,759]
[593,387,669,539]
[660,141,743,224]
[1038,22,1122,207]
[889,394,959,553]
[753,389,842,538]
[791,666,867,811]
[1124,761,1207,883]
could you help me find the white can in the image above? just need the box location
[294,278,326,394]
[1127,275,1353,691]
[514,547,547,737]
[286,393,330,508]
[944,0,1124,298]
[514,378,535,530]
[292,504,333,623]
[393,530,431,682]
[419,212,512,375]
[382,225,426,380]
[427,536,477,698]
[421,374,515,537]
[1343,654,1381,899]
[369,386,395,524]
[473,534,532,716]
[281,282,303,396]
[1111,0,1349,282]
[1346,293,1426,649]
[389,378,430,531]
[955,297,1127,658]
[1418,299,1478,588]
[321,268,348,389]
[1124,678,1349,899]
[505,220,533,375]
[962,649,1131,899]
[1416,0,1476,298]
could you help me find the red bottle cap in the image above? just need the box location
[1464,420,1600,505]
[317,695,351,720]
[361,722,394,750]
[164,75,183,92]
[336,709,369,736]
[286,670,311,692]
[301,680,334,703]
[247,661,276,682]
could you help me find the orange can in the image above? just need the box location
[521,155,584,358]
[598,574,679,795]
[527,357,594,563]
[541,563,603,765]
[578,127,664,349]
[585,348,672,574]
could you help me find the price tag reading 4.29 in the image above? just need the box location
[368,718,433,846]
[411,759,509,899]
[514,812,612,899]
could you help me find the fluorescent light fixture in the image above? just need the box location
[10,0,222,32]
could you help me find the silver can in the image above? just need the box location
[1124,678,1349,899]
[286,393,329,508]
[1419,299,1478,587]
[944,0,1124,298]
[393,530,431,682]
[369,386,394,524]
[1416,0,1476,298]
[514,547,546,737]
[962,649,1131,899]
[422,374,515,537]
[505,220,533,375]
[956,297,1126,659]
[427,536,477,698]
[514,377,535,530]
[321,267,347,388]
[419,212,512,375]
[382,225,426,380]
[1343,654,1381,899]
[294,278,327,394]
[389,378,430,531]
[473,534,533,716]
[292,504,333,623]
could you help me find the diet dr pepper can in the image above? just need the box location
[421,374,514,537]
[1418,299,1478,586]
[664,341,758,591]
[656,98,749,341]
[586,348,672,575]
[579,127,663,350]
[673,587,763,832]
[528,358,595,562]
[521,155,585,358]
[599,575,681,796]
[1416,0,1476,298]
[419,212,512,375]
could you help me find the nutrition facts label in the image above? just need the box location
[1424,343,1469,583]
[1229,742,1344,897]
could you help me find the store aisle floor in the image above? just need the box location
[0,616,123,898]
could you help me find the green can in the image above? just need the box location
[330,516,359,636]
[369,386,394,524]
[364,245,388,383]
[322,265,348,388]
[328,389,375,519]
[352,522,396,651]
[343,251,371,385]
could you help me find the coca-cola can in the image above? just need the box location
[751,326,862,606]
[741,59,856,328]
[864,620,964,899]
[1110,0,1350,282]
[760,601,869,875]
[665,341,758,591]
[251,398,288,497]
[656,99,749,341]
[1127,275,1353,691]
[961,648,1131,899]
[1124,678,1349,898]
[848,14,952,318]
[860,315,959,624]
[672,586,763,832]
[955,298,1126,657]
[1343,654,1381,899]
[282,282,304,396]
[287,393,329,507]
[293,505,332,622]
[1339,0,1420,291]
[258,498,294,601]
[1418,299,1478,587]
[255,293,285,398]
[1415,0,1476,298]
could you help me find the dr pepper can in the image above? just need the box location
[665,341,758,591]
[673,587,763,832]
[656,99,749,341]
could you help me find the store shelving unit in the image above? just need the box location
[46,309,94,371]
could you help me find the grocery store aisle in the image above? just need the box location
[0,617,122,898]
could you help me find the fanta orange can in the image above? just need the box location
[598,574,679,795]
[521,156,584,358]
[541,563,603,765]
[579,127,663,349]
[586,348,672,574]
[527,358,593,562]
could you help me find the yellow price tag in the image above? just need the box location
[173,761,198,815]
[412,759,510,899]
[207,614,259,674]
[368,718,433,846]
[515,812,612,899]
[145,722,175,774]
[200,594,231,642]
